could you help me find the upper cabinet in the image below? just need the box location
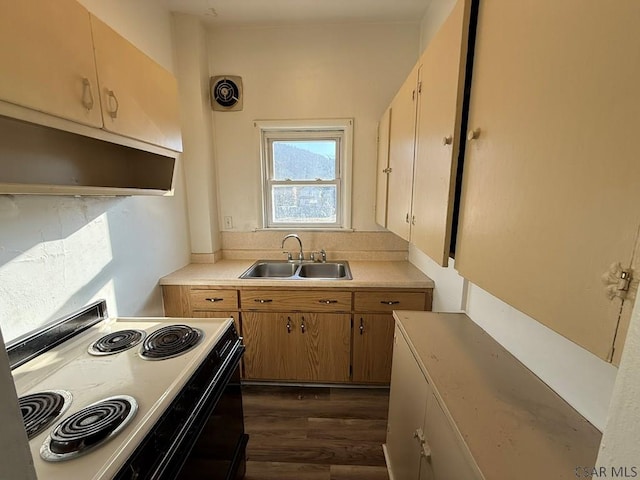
[455,0,640,362]
[0,0,182,155]
[0,0,102,128]
[375,107,392,228]
[411,0,471,267]
[90,16,182,152]
[377,0,471,263]
[385,65,420,242]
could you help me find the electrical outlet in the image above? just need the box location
[224,216,233,229]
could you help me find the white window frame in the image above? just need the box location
[256,119,353,230]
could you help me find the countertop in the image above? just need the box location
[159,260,434,289]
[394,311,602,480]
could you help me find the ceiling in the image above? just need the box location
[163,0,431,27]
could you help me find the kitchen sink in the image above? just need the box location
[239,260,352,280]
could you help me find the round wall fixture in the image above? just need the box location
[210,75,243,111]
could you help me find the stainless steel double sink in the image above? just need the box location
[239,260,352,280]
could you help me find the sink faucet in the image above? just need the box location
[281,233,304,262]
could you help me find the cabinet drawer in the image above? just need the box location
[190,288,238,311]
[354,291,426,312]
[240,290,352,312]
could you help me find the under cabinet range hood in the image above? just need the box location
[0,115,176,196]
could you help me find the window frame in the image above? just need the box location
[256,119,353,230]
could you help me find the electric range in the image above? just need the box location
[8,300,247,480]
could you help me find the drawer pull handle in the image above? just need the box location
[318,299,338,304]
[205,297,224,303]
[381,300,400,305]
[359,318,364,335]
[254,299,273,303]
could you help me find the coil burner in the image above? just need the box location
[88,330,146,356]
[19,390,73,440]
[40,395,138,462]
[139,324,203,360]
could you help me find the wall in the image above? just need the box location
[172,13,222,258]
[597,288,640,467]
[208,22,420,232]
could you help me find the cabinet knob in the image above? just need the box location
[442,135,453,146]
[467,128,481,141]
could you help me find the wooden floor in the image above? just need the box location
[242,385,390,480]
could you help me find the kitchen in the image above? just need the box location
[1,0,639,479]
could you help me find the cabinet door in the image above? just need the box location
[456,0,640,361]
[297,313,350,383]
[242,312,297,380]
[375,107,392,227]
[90,15,182,152]
[421,391,481,480]
[411,0,471,267]
[0,0,102,127]
[386,326,429,480]
[387,65,420,241]
[352,314,395,384]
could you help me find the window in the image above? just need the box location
[257,119,353,229]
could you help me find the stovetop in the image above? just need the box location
[11,316,233,480]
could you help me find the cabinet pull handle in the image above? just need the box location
[81,78,94,111]
[359,318,364,335]
[106,89,119,119]
[205,297,224,303]
[381,300,400,305]
[286,317,292,334]
[254,299,273,303]
[318,299,338,304]
[300,316,306,333]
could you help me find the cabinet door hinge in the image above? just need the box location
[602,263,634,300]
[418,81,422,94]
[350,318,354,328]
[383,167,392,174]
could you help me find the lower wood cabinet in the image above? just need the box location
[242,312,350,382]
[162,284,432,385]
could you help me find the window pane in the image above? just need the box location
[272,185,337,224]
[272,141,337,181]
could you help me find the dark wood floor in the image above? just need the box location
[242,385,390,480]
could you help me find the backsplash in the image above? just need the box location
[212,231,408,262]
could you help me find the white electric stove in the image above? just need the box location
[8,301,247,480]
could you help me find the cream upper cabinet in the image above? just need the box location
[375,107,392,228]
[456,0,640,362]
[90,16,183,152]
[411,0,471,267]
[386,65,419,241]
[0,0,102,127]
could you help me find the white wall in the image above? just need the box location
[597,288,640,467]
[419,0,457,52]
[172,13,222,255]
[208,23,420,232]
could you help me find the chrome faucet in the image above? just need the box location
[281,233,304,262]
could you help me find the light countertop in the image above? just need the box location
[394,311,601,480]
[160,260,434,289]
